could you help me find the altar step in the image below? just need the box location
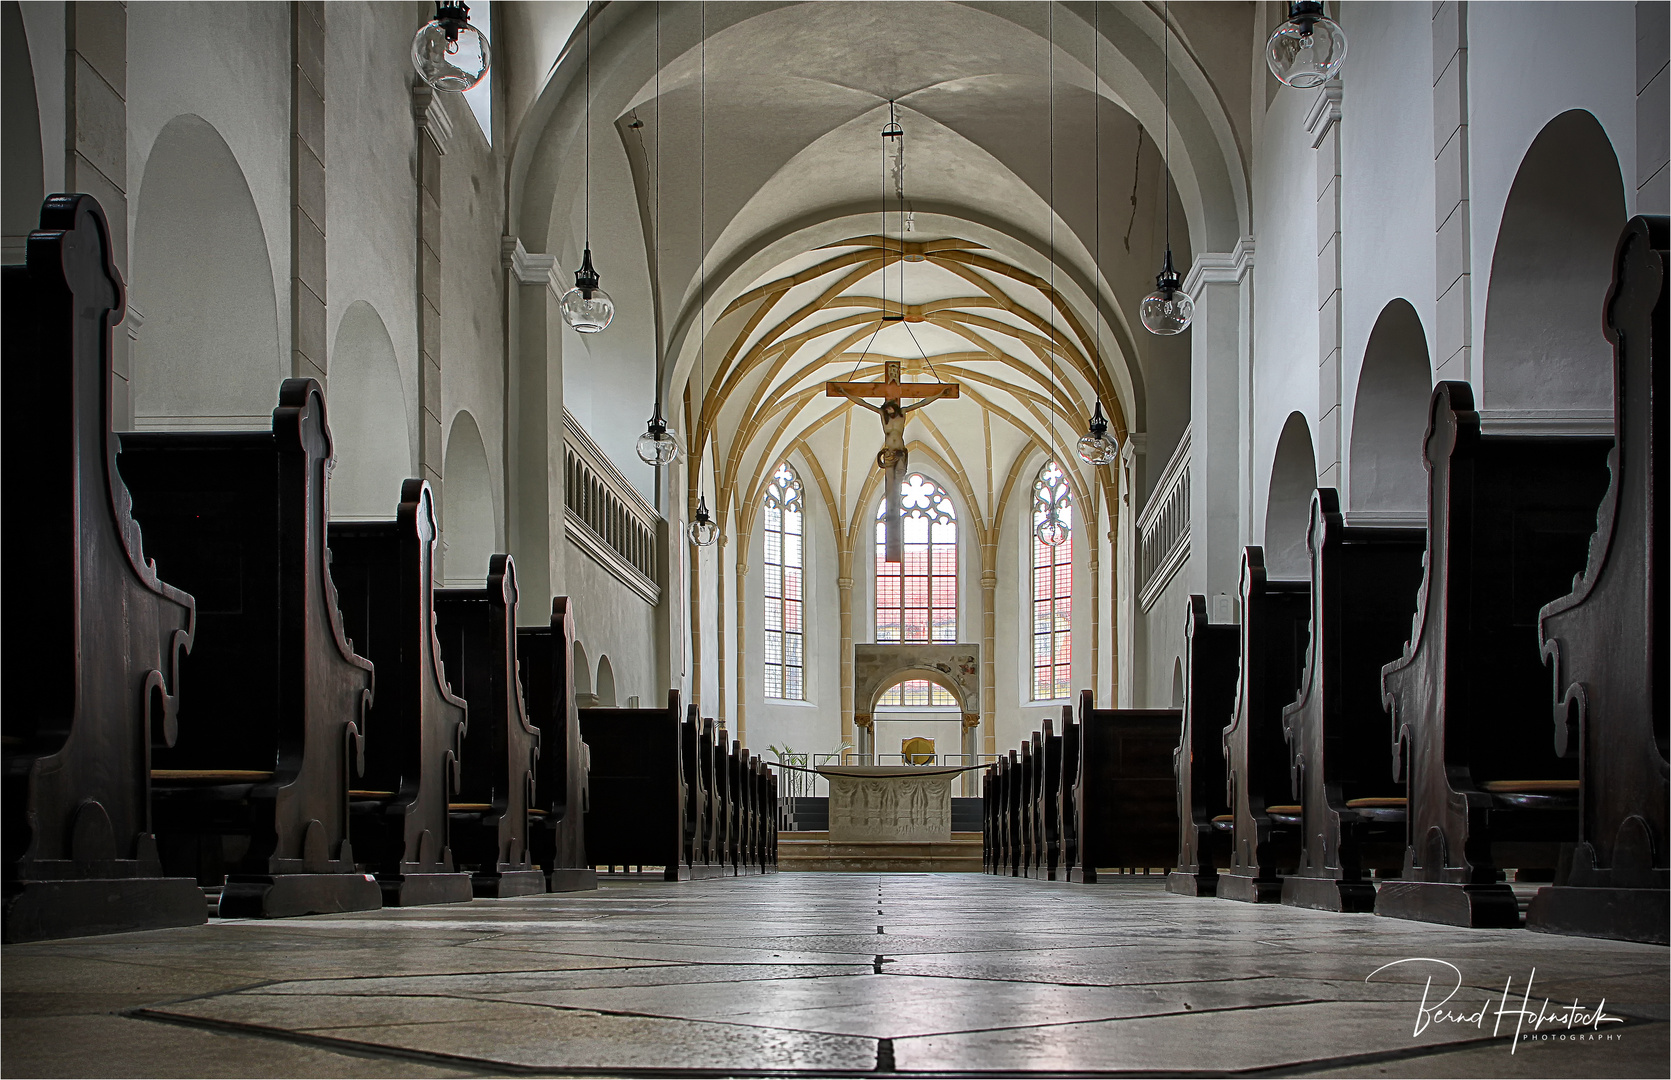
[781,797,985,834]
[776,832,984,873]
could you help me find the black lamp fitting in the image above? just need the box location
[574,248,601,295]
[1088,400,1109,438]
[435,2,470,41]
[1286,1,1325,34]
[1154,248,1182,293]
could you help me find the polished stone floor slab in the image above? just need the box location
[3,874,1665,1077]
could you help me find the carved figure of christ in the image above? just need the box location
[825,360,960,563]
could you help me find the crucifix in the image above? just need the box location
[826,360,960,562]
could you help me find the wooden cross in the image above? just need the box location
[826,360,960,563]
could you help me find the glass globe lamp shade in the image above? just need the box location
[1075,401,1121,466]
[560,248,615,333]
[1036,511,1068,547]
[412,3,490,93]
[1266,1,1346,89]
[1140,250,1194,336]
[636,414,683,466]
[688,496,720,548]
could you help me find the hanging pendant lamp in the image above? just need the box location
[412,2,490,92]
[688,494,719,548]
[1077,6,1121,468]
[1267,1,1347,89]
[1141,0,1193,337]
[637,7,682,466]
[561,15,615,333]
[1076,401,1121,466]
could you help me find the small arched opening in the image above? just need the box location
[1348,299,1433,520]
[1263,413,1318,580]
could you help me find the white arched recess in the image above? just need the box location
[327,301,413,520]
[1481,110,1627,429]
[595,655,618,708]
[1263,413,1318,581]
[1347,299,1433,523]
[130,114,284,430]
[440,410,498,588]
[1,1,44,262]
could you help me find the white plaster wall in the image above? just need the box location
[325,0,422,492]
[1139,571,1196,712]
[1467,1,1639,381]
[16,2,65,198]
[127,2,291,364]
[1339,0,1437,503]
[565,541,660,711]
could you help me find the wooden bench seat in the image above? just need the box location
[1168,595,1240,897]
[1070,694,1181,882]
[1378,382,1612,928]
[3,195,204,942]
[123,379,382,919]
[328,482,472,907]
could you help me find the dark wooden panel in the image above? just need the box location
[515,597,593,890]
[2,195,205,942]
[1529,215,1669,945]
[1219,548,1310,903]
[1057,705,1080,878]
[1378,382,1612,927]
[1168,595,1240,897]
[1278,492,1425,913]
[328,481,471,906]
[680,705,706,870]
[1073,694,1182,881]
[581,692,685,878]
[435,555,543,897]
[121,379,380,917]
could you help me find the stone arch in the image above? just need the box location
[1,1,44,260]
[1348,299,1432,518]
[572,640,594,707]
[131,114,283,429]
[1482,110,1626,420]
[1170,658,1184,709]
[595,655,617,708]
[852,645,981,730]
[1263,412,1317,580]
[327,300,413,519]
[440,410,496,587]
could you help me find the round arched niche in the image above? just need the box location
[572,640,595,708]
[327,301,412,519]
[2,1,44,257]
[1170,658,1184,709]
[595,656,617,708]
[440,410,497,586]
[1348,299,1432,517]
[1263,412,1317,580]
[1482,110,1625,419]
[131,114,283,429]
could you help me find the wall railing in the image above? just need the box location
[563,412,661,604]
[1137,425,1191,611]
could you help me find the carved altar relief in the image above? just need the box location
[825,767,955,841]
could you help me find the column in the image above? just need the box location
[980,568,997,759]
[1307,80,1344,489]
[1433,1,1472,383]
[1640,1,1669,214]
[412,84,451,543]
[501,237,566,615]
[290,1,326,385]
[837,572,854,752]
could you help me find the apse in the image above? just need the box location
[130,114,284,430]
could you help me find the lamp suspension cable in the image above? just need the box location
[636,2,680,465]
[1139,0,1194,336]
[1038,3,1066,547]
[1077,1,1120,466]
[689,3,718,548]
[560,8,614,333]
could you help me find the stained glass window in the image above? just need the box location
[876,473,958,707]
[1032,460,1072,700]
[762,462,804,700]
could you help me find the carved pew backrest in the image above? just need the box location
[2,194,203,941]
[1076,691,1182,879]
[580,691,685,875]
[515,596,591,875]
[1172,594,1239,888]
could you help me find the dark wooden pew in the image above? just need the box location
[434,555,544,898]
[1058,704,1080,878]
[681,706,707,873]
[1004,750,1021,875]
[705,719,730,873]
[328,481,473,905]
[1017,740,1036,876]
[1218,547,1310,902]
[1527,215,1669,945]
[1278,491,1425,912]
[580,692,688,878]
[120,378,381,918]
[1069,692,1181,882]
[981,766,995,873]
[514,596,596,891]
[1033,721,1064,880]
[1378,382,1612,927]
[1167,595,1240,897]
[2,194,205,941]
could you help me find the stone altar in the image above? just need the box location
[820,766,963,842]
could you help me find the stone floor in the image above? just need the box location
[3,874,1665,1078]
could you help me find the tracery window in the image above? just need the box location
[762,462,804,700]
[876,473,958,707]
[1032,460,1073,700]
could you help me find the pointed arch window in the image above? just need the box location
[762,462,804,700]
[1032,460,1073,700]
[876,473,959,706]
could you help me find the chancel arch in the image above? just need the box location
[1263,412,1318,580]
[1347,299,1432,521]
[130,113,283,430]
[326,300,413,520]
[1481,109,1626,425]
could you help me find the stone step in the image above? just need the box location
[776,834,984,873]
